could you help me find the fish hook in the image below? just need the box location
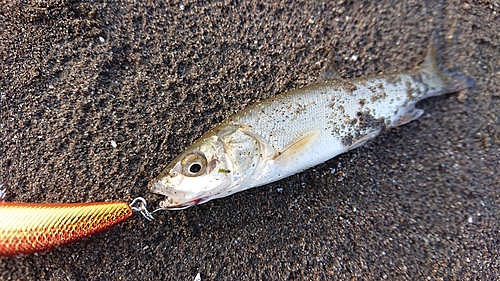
[129,197,167,221]
[0,183,5,200]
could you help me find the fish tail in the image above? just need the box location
[418,37,475,99]
[439,70,475,95]
[0,202,132,257]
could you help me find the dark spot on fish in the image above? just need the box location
[337,105,345,114]
[384,74,403,85]
[356,111,386,132]
[341,112,388,148]
[405,80,414,102]
[271,151,283,160]
[294,101,316,115]
[343,81,358,95]
[370,87,387,103]
[409,72,423,84]
[342,133,354,146]
[359,99,366,106]
[404,75,426,107]
[384,117,392,127]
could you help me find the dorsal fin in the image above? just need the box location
[319,64,342,81]
[318,51,343,81]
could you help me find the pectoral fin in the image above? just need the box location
[273,130,320,165]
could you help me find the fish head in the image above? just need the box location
[149,134,233,209]
[149,125,266,209]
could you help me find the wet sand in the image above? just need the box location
[1,1,499,280]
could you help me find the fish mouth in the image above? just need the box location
[149,179,204,209]
[159,197,206,210]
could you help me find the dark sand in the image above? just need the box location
[1,1,499,280]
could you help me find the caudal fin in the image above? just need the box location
[441,71,475,94]
[419,37,475,99]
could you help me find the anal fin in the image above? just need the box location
[393,108,424,127]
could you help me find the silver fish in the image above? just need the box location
[150,44,473,209]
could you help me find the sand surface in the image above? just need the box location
[1,1,499,280]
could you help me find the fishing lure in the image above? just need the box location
[0,201,131,257]
[0,187,156,257]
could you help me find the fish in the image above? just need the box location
[149,42,474,210]
[0,199,133,256]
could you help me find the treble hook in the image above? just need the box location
[129,197,167,221]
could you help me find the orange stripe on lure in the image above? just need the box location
[0,201,133,257]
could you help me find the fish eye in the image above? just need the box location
[189,163,202,173]
[181,151,207,177]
